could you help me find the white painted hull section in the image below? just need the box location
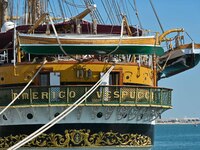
[0,106,163,126]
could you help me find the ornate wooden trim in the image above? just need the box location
[0,129,152,148]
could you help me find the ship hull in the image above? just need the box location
[0,106,159,148]
[0,123,153,148]
[158,43,200,78]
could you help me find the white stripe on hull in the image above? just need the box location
[0,106,164,126]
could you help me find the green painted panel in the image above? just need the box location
[20,45,164,56]
[0,86,172,107]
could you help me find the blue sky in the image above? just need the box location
[136,0,200,118]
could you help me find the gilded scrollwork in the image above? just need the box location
[0,129,151,148]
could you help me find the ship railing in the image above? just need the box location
[0,85,172,108]
[0,50,8,64]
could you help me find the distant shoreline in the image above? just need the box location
[156,118,200,125]
[156,123,200,125]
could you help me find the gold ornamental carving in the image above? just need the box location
[0,129,151,148]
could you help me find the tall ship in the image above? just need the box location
[0,0,199,149]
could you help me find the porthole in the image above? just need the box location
[126,76,129,79]
[54,112,60,117]
[3,115,7,120]
[1,77,4,81]
[27,113,33,119]
[97,112,103,118]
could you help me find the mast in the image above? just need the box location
[0,0,8,29]
[26,0,45,25]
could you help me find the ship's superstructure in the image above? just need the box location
[0,0,199,149]
[0,59,172,148]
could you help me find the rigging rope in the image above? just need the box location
[64,0,86,8]
[101,0,113,24]
[149,0,164,33]
[65,0,73,17]
[90,0,104,24]
[48,0,56,20]
[49,15,68,56]
[8,65,115,150]
[0,60,47,116]
[83,0,95,24]
[133,0,142,28]
[62,0,68,20]
[185,31,194,42]
[84,0,102,24]
[149,0,169,48]
[116,2,123,22]
[105,0,117,24]
[107,17,124,55]
[112,0,121,24]
[51,0,58,18]
[120,0,126,18]
[128,0,143,29]
[72,0,80,15]
[58,0,66,20]
[124,0,131,25]
[158,50,173,72]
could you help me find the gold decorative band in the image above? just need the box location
[0,129,151,148]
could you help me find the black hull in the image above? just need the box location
[0,123,154,148]
[158,54,200,79]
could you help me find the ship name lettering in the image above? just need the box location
[11,89,153,101]
[113,91,120,98]
[145,92,149,99]
[22,93,29,99]
[41,92,49,99]
[121,91,128,98]
[59,91,65,98]
[12,93,18,99]
[105,91,111,98]
[130,91,136,99]
[69,91,76,98]
[32,92,39,99]
[12,93,30,100]
[96,91,101,98]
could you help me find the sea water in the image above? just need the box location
[153,124,200,150]
[19,124,200,150]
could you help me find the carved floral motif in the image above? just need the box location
[0,129,151,148]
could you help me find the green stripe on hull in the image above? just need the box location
[20,45,164,56]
